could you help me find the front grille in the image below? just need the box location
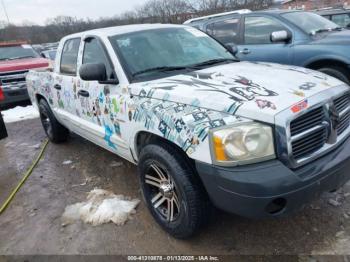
[291,127,328,159]
[290,107,327,159]
[289,92,350,164]
[290,107,324,136]
[334,93,350,112]
[335,93,350,135]
[0,70,28,86]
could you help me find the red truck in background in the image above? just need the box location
[0,41,49,109]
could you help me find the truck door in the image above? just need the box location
[52,38,81,127]
[236,15,294,64]
[75,36,130,158]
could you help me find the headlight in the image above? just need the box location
[210,122,275,166]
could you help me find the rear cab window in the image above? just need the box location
[60,38,81,75]
[206,16,241,45]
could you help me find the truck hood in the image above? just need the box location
[311,29,350,45]
[0,57,49,73]
[129,61,345,123]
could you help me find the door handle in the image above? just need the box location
[54,84,62,90]
[78,90,90,98]
[240,48,251,55]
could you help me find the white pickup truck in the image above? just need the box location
[27,24,350,239]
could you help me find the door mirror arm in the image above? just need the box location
[225,43,239,56]
[99,79,119,85]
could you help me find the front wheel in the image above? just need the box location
[138,143,210,239]
[318,66,350,85]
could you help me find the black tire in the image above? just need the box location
[138,143,210,239]
[39,99,69,143]
[318,66,350,85]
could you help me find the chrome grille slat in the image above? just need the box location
[292,130,326,149]
[290,117,324,135]
[291,128,327,158]
[291,125,324,142]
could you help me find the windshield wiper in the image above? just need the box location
[8,55,35,60]
[312,27,343,34]
[132,66,191,77]
[132,58,237,78]
[190,58,237,68]
[332,27,343,31]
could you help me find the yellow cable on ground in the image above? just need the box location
[0,139,49,215]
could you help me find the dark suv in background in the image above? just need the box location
[317,8,350,29]
[185,9,350,84]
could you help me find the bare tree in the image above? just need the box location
[0,0,274,44]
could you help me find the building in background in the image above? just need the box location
[282,0,348,10]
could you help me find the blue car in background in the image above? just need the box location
[185,9,350,84]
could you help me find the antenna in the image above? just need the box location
[1,0,10,25]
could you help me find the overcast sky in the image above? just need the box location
[1,0,148,25]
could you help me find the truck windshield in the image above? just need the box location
[0,45,39,61]
[109,27,235,80]
[282,12,341,35]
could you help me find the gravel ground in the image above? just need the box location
[1,118,350,256]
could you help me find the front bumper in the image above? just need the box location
[0,84,30,107]
[196,135,350,219]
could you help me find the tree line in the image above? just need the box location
[0,0,273,44]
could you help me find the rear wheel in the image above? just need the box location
[318,66,350,85]
[39,99,69,143]
[138,143,210,239]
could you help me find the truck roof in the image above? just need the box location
[183,9,251,24]
[63,24,187,40]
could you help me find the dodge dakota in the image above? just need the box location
[26,24,350,238]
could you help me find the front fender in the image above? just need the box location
[301,54,350,68]
[127,94,242,164]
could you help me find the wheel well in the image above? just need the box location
[306,59,349,72]
[35,94,46,104]
[135,131,195,167]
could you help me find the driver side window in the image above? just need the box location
[244,16,286,44]
[82,38,115,80]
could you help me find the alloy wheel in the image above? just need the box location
[144,163,180,222]
[40,108,53,138]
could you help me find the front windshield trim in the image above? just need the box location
[108,27,237,83]
[281,11,339,35]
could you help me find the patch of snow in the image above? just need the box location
[62,189,140,226]
[30,143,41,150]
[2,106,39,123]
[110,161,123,168]
[62,160,73,165]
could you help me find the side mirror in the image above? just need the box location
[271,30,291,43]
[225,43,238,56]
[79,63,107,82]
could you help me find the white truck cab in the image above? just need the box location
[27,24,350,238]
